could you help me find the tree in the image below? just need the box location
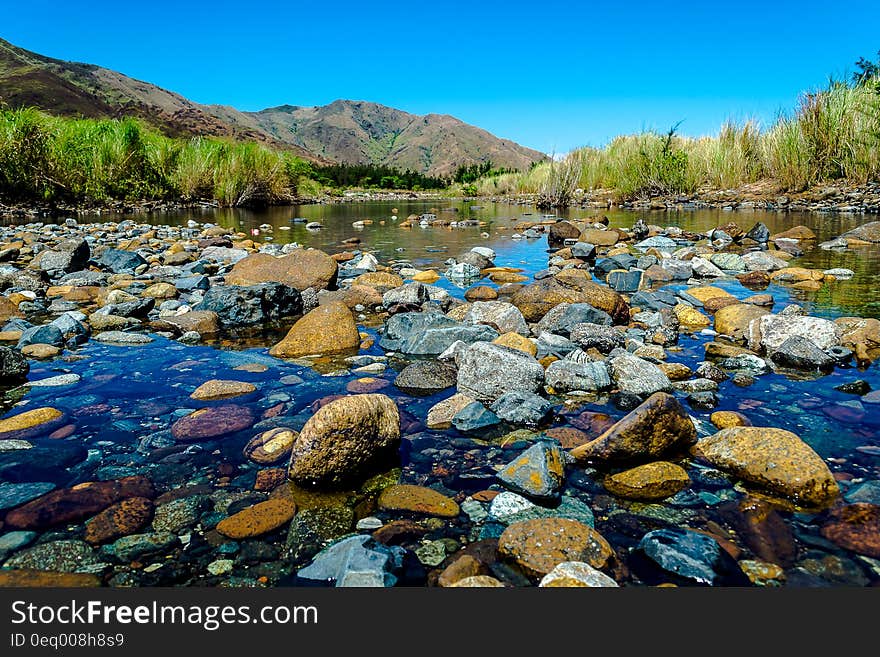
[853,50,880,86]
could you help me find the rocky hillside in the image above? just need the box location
[0,38,545,176]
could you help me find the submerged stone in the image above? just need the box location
[635,528,750,586]
[496,441,565,502]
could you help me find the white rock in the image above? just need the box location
[488,491,535,520]
[748,314,842,352]
[539,561,619,587]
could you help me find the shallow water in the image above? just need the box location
[3,200,880,586]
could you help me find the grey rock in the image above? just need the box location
[0,482,55,512]
[844,480,880,505]
[195,283,302,327]
[452,402,501,432]
[748,314,841,352]
[93,331,153,345]
[570,323,625,353]
[5,539,100,572]
[394,361,457,395]
[17,324,64,349]
[742,251,788,272]
[382,282,429,307]
[0,346,29,382]
[607,269,642,292]
[296,534,403,587]
[635,236,677,251]
[571,242,596,259]
[535,331,577,358]
[379,311,498,355]
[710,253,746,272]
[285,506,355,566]
[102,532,180,562]
[456,341,545,402]
[608,351,672,396]
[97,248,147,274]
[770,335,836,370]
[490,390,553,426]
[497,441,565,502]
[545,359,611,393]
[0,530,37,560]
[536,303,612,337]
[690,257,725,277]
[152,495,210,533]
[660,259,694,280]
[463,301,528,335]
[636,528,750,586]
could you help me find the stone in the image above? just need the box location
[749,314,842,353]
[539,561,619,587]
[452,402,501,432]
[296,535,401,587]
[288,394,400,489]
[103,532,179,563]
[226,249,338,290]
[195,283,302,327]
[355,271,404,289]
[0,345,29,382]
[142,282,178,299]
[377,484,460,517]
[394,361,457,395]
[820,504,880,557]
[456,341,545,403]
[465,285,498,301]
[427,393,475,429]
[93,331,153,345]
[490,390,554,426]
[84,497,154,544]
[608,351,672,396]
[606,269,642,293]
[4,539,99,573]
[635,528,749,586]
[842,221,880,243]
[98,248,147,274]
[739,560,786,586]
[498,518,614,578]
[17,325,64,349]
[497,441,565,502]
[581,228,620,246]
[548,220,582,247]
[492,332,537,356]
[382,282,429,307]
[691,427,839,507]
[570,392,696,462]
[243,428,298,465]
[673,304,710,328]
[545,360,611,393]
[845,481,880,505]
[379,311,498,355]
[286,506,355,565]
[216,498,297,539]
[710,411,751,429]
[0,482,56,512]
[152,495,210,533]
[0,407,66,442]
[603,462,691,500]
[171,405,256,442]
[769,335,835,370]
[685,286,734,304]
[771,225,816,241]
[511,276,629,324]
[438,554,488,587]
[449,576,505,587]
[269,302,359,358]
[570,323,625,353]
[714,304,769,341]
[463,301,528,335]
[710,253,745,272]
[537,303,612,336]
[190,379,257,400]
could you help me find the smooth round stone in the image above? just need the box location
[820,503,880,557]
[21,344,61,359]
[0,407,65,440]
[498,518,614,578]
[93,331,154,344]
[346,377,390,393]
[356,517,384,531]
[604,462,691,501]
[636,528,750,585]
[710,410,752,429]
[378,485,460,518]
[234,363,269,373]
[243,427,297,465]
[190,379,257,401]
[25,373,81,387]
[539,561,619,587]
[216,498,297,539]
[84,497,154,544]
[171,404,256,442]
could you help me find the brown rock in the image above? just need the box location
[438,554,488,587]
[254,468,288,491]
[0,296,23,322]
[498,518,614,578]
[704,341,757,358]
[190,379,256,401]
[603,461,691,500]
[569,410,616,436]
[820,503,880,558]
[318,285,384,310]
[771,225,816,241]
[702,296,741,313]
[0,407,66,441]
[0,570,101,587]
[657,362,692,381]
[714,304,769,341]
[171,404,256,442]
[736,270,771,289]
[141,282,178,299]
[544,427,591,449]
[719,498,797,567]
[511,276,629,324]
[21,344,61,359]
[377,484,459,517]
[354,271,404,289]
[449,575,506,587]
[151,310,220,335]
[216,498,297,539]
[372,519,429,545]
[226,249,338,290]
[691,427,839,507]
[244,428,298,465]
[570,392,696,462]
[465,286,499,301]
[580,228,620,246]
[427,393,475,429]
[84,497,153,544]
[269,301,359,358]
[4,476,155,530]
[686,286,735,304]
[710,410,751,429]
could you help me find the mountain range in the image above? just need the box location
[0,37,545,176]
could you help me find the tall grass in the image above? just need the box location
[0,109,311,206]
[469,80,880,202]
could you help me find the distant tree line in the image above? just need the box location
[311,163,448,190]
[453,160,514,183]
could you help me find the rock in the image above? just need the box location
[545,359,611,393]
[93,331,153,345]
[449,575,505,587]
[0,407,65,442]
[288,394,400,489]
[749,314,842,353]
[171,404,255,442]
[269,302,359,358]
[769,335,835,370]
[820,504,880,557]
[296,534,402,587]
[490,390,553,426]
[537,303,612,336]
[379,311,498,355]
[570,392,696,462]
[394,361,457,396]
[216,498,297,538]
[452,402,501,432]
[841,221,880,243]
[674,303,710,328]
[496,441,565,502]
[17,325,64,349]
[511,276,629,324]
[382,282,429,307]
[226,249,338,290]
[548,220,582,247]
[4,539,99,573]
[603,461,690,500]
[739,560,786,586]
[635,528,749,585]
[635,236,676,250]
[36,239,90,273]
[426,393,475,429]
[606,269,642,292]
[0,570,100,587]
[103,532,179,562]
[580,227,620,246]
[497,518,614,578]
[570,323,625,353]
[286,506,355,565]
[0,482,56,512]
[243,428,297,465]
[152,495,210,533]
[538,561,619,587]
[463,301,528,335]
[714,304,769,341]
[438,554,488,587]
[608,351,672,396]
[84,497,154,544]
[0,345,29,382]
[456,341,544,403]
[377,484,460,517]
[190,379,257,400]
[845,480,880,504]
[772,225,816,241]
[691,427,839,507]
[355,272,403,289]
[195,283,302,327]
[710,411,751,429]
[97,248,147,274]
[464,285,499,301]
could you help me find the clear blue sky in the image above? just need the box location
[3,0,878,154]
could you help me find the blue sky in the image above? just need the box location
[3,0,878,154]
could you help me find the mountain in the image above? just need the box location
[208,100,547,177]
[0,37,546,175]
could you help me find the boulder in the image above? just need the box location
[511,275,629,324]
[0,345,29,382]
[171,405,256,442]
[603,461,690,500]
[545,360,611,393]
[496,441,565,502]
[635,528,750,586]
[456,342,545,402]
[463,301,528,335]
[714,304,769,341]
[377,484,459,517]
[195,283,302,327]
[748,314,842,353]
[269,301,359,358]
[536,302,612,336]
[379,311,498,355]
[490,390,554,426]
[394,361,457,396]
[216,498,297,539]
[608,351,672,396]
[769,335,835,370]
[498,518,614,578]
[226,249,338,290]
